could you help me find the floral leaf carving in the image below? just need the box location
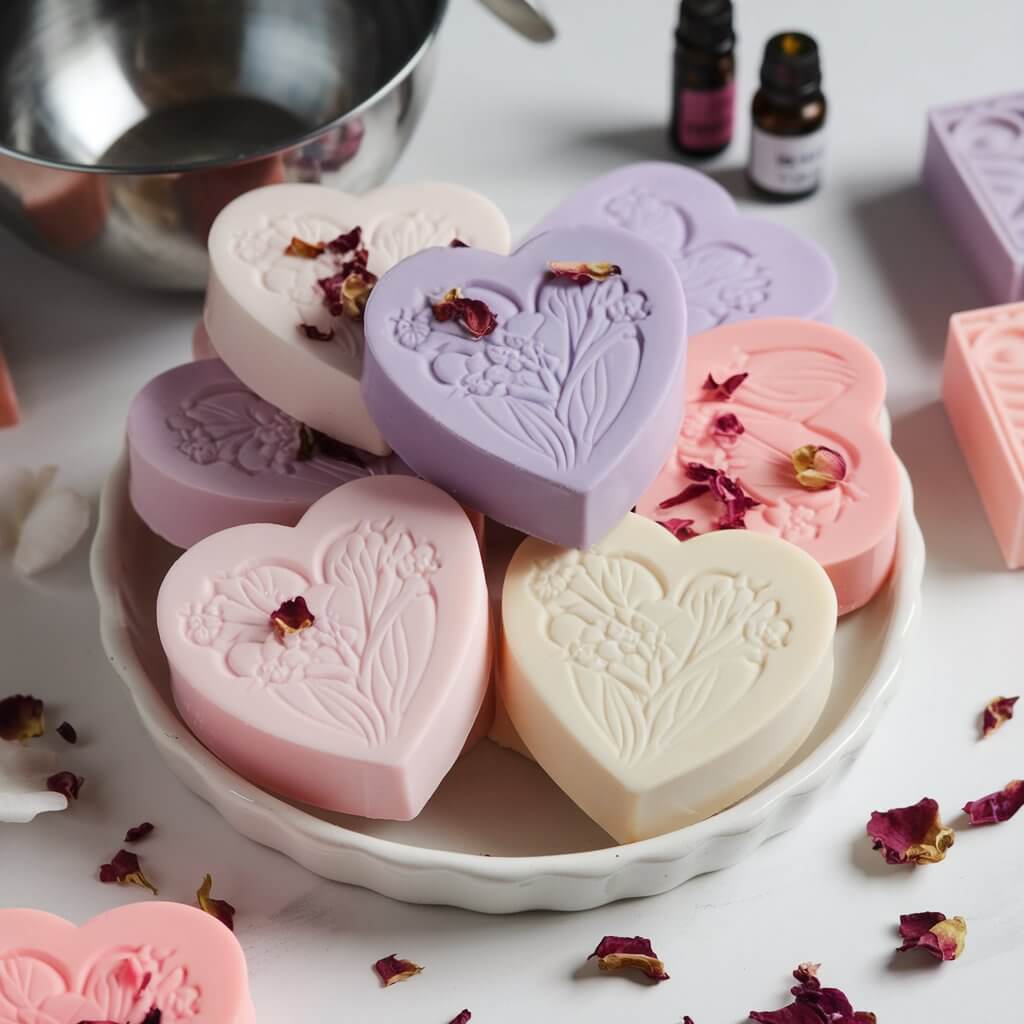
[0,956,68,1024]
[82,946,200,1023]
[604,189,688,253]
[368,212,459,268]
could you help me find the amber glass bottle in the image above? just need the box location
[747,32,827,199]
[670,0,736,158]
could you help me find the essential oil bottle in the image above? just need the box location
[669,0,736,158]
[747,32,827,199]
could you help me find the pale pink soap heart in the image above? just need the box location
[500,518,837,843]
[636,318,903,615]
[361,226,688,548]
[204,182,511,456]
[158,475,490,818]
[943,300,1024,568]
[0,903,254,1024]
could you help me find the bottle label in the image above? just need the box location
[748,125,826,195]
[676,83,735,151]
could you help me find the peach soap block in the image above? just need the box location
[636,318,902,615]
[943,301,1024,568]
[0,903,254,1024]
[204,182,511,456]
[157,475,490,818]
[501,517,837,843]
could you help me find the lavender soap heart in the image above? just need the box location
[528,162,836,334]
[362,227,688,547]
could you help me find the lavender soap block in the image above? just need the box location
[527,162,836,334]
[362,227,687,547]
[924,92,1024,303]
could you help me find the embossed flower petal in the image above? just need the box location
[373,954,424,987]
[269,596,316,642]
[588,936,669,982]
[197,873,236,931]
[0,693,45,741]
[124,821,155,842]
[791,445,847,491]
[46,771,83,800]
[659,517,698,541]
[548,260,622,284]
[284,236,326,258]
[749,963,875,1024]
[299,323,335,342]
[982,695,1018,737]
[448,1011,472,1024]
[866,797,955,865]
[56,720,77,744]
[326,225,362,254]
[702,371,748,400]
[963,779,1024,825]
[897,912,966,961]
[98,850,158,895]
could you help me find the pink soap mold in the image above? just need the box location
[128,358,409,549]
[157,475,491,819]
[636,318,902,615]
[942,301,1024,568]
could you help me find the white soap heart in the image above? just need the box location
[500,515,837,843]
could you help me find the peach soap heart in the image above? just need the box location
[0,903,254,1024]
[637,318,903,615]
[204,182,511,456]
[501,517,837,843]
[157,475,490,819]
[361,226,688,547]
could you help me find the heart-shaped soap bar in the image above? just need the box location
[205,182,511,455]
[636,318,902,615]
[157,475,490,819]
[362,226,688,547]
[501,516,837,843]
[0,903,253,1024]
[527,161,836,335]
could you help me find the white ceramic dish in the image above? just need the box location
[91,448,924,913]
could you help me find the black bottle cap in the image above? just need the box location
[759,32,822,100]
[676,0,734,53]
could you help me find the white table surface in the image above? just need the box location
[2,0,1023,1020]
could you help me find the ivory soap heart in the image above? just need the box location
[205,182,511,455]
[501,517,837,843]
[157,475,490,819]
[362,226,688,547]
[0,903,254,1024]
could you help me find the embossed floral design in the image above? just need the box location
[531,550,790,764]
[391,307,434,350]
[180,520,440,745]
[368,212,460,268]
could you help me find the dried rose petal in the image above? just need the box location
[703,371,748,399]
[0,694,44,741]
[125,821,155,843]
[659,517,698,541]
[897,912,966,961]
[658,482,710,509]
[448,1012,472,1024]
[657,462,758,530]
[791,445,847,490]
[197,873,236,931]
[326,225,362,254]
[963,779,1024,825]
[299,323,335,342]
[449,238,469,248]
[548,260,622,284]
[56,720,77,744]
[373,954,423,987]
[866,796,954,865]
[46,771,83,800]
[318,262,378,318]
[270,596,315,641]
[713,412,745,441]
[982,695,1018,737]
[588,936,669,982]
[284,236,325,259]
[749,963,875,1023]
[431,288,498,339]
[99,849,158,895]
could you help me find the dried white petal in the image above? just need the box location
[0,743,67,823]
[13,486,90,576]
[0,466,37,549]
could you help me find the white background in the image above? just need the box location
[2,0,1023,1020]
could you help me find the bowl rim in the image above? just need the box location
[0,0,448,176]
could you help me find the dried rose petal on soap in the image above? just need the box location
[0,694,44,741]
[337,268,377,320]
[373,954,423,987]
[56,720,77,744]
[270,596,315,641]
[963,779,1024,825]
[46,771,83,800]
[749,963,875,1023]
[791,445,847,491]
[449,238,469,248]
[548,260,622,284]
[897,912,966,961]
[299,323,335,342]
[702,371,748,400]
[284,236,326,259]
[125,821,155,843]
[431,287,497,338]
[197,873,236,931]
[326,225,362,254]
[866,796,954,864]
[448,1012,472,1024]
[588,936,669,982]
[659,517,698,541]
[713,412,745,442]
[982,695,1018,737]
[99,849,158,895]
[658,483,710,509]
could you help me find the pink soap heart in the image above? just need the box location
[157,475,490,819]
[0,903,253,1024]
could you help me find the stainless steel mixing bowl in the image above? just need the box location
[0,0,447,290]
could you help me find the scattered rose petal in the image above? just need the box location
[657,462,758,530]
[46,771,83,800]
[588,936,669,982]
[703,371,748,399]
[713,412,745,442]
[431,287,498,338]
[548,260,622,284]
[658,483,711,508]
[125,821,155,842]
[99,849,158,895]
[791,445,847,491]
[299,323,335,341]
[56,720,77,744]
[270,596,315,641]
[284,236,325,258]
[659,517,698,541]
[866,797,954,865]
[897,912,966,961]
[448,1012,472,1024]
[197,873,236,931]
[0,742,67,822]
[963,779,1024,825]
[449,238,469,248]
[373,954,423,987]
[683,1018,695,1024]
[750,963,875,1023]
[11,474,90,576]
[0,693,44,741]
[326,226,362,254]
[982,695,1018,738]
[318,262,378,319]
